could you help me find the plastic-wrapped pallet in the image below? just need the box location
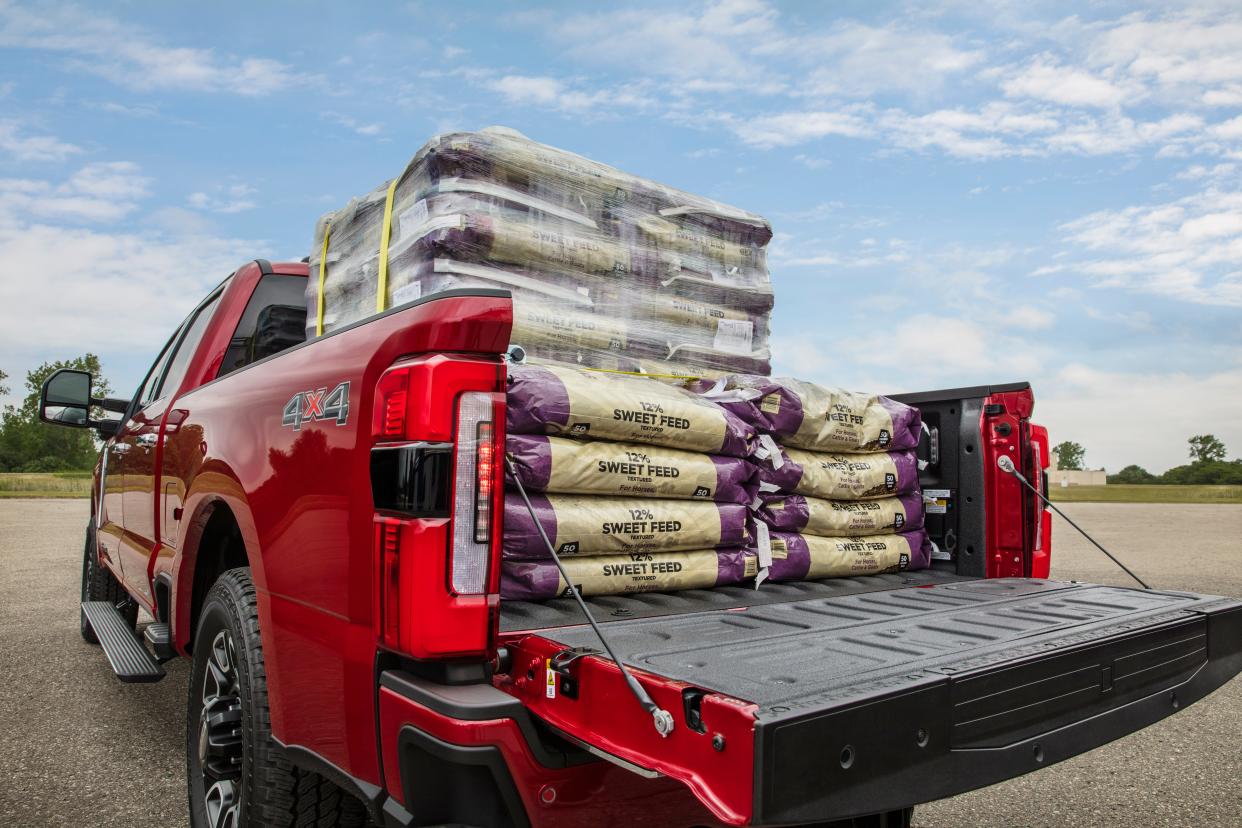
[307,127,773,378]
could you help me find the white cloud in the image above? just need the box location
[0,120,82,162]
[1002,56,1135,108]
[320,111,384,136]
[489,74,654,113]
[1038,364,1242,473]
[1086,13,1242,108]
[784,22,984,99]
[729,110,870,148]
[1004,307,1056,330]
[0,161,151,222]
[1055,184,1242,306]
[0,165,268,363]
[0,3,310,95]
[187,183,258,214]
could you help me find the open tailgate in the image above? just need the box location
[498,579,1242,825]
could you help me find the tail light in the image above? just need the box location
[450,392,496,594]
[377,520,401,647]
[369,355,505,659]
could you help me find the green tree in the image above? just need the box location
[1108,464,1158,484]
[1053,440,1085,471]
[1188,434,1227,463]
[0,355,112,472]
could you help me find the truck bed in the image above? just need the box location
[500,560,971,632]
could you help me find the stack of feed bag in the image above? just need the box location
[502,364,761,600]
[306,126,773,378]
[695,376,933,582]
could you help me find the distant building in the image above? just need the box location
[1049,449,1107,486]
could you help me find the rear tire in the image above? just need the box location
[80,522,137,644]
[187,567,368,827]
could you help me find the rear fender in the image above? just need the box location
[172,463,262,653]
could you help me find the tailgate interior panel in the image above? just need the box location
[533,579,1242,824]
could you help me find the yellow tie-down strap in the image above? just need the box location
[376,176,400,314]
[315,222,331,336]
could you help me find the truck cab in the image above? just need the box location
[41,259,1242,828]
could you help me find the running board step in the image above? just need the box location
[143,622,176,663]
[81,601,165,683]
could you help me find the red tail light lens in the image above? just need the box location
[373,368,409,440]
[378,520,401,647]
[475,420,495,543]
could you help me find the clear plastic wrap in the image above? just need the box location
[308,127,773,378]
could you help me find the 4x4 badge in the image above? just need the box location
[283,381,350,430]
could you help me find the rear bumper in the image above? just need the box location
[376,670,724,828]
[754,602,1242,825]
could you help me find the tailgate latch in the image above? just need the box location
[549,647,598,699]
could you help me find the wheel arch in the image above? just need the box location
[173,482,264,654]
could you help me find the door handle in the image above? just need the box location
[136,433,158,448]
[110,443,131,455]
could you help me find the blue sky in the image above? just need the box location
[1,0,1240,472]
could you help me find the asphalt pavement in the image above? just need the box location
[0,499,1239,827]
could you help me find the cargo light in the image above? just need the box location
[451,392,495,594]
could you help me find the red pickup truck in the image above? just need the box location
[41,258,1242,828]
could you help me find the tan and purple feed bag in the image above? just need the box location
[507,364,754,457]
[694,375,921,453]
[505,434,757,503]
[759,447,920,500]
[764,529,932,582]
[503,494,750,559]
[758,492,924,536]
[501,548,757,600]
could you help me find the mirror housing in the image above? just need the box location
[38,369,125,436]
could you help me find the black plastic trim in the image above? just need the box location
[379,670,592,770]
[371,442,453,517]
[395,725,530,828]
[276,739,386,825]
[889,381,1030,406]
[254,258,273,275]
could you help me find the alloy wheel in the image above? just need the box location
[198,629,244,828]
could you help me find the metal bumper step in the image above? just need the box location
[81,601,165,683]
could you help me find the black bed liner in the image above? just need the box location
[500,561,971,632]
[530,578,1242,824]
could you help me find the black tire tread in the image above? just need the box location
[190,568,369,827]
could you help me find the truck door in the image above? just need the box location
[116,291,221,606]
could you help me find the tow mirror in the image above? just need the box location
[38,369,124,437]
[39,369,92,427]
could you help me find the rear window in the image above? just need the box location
[219,274,308,377]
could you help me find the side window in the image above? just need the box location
[218,275,308,377]
[154,293,222,402]
[137,335,179,409]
